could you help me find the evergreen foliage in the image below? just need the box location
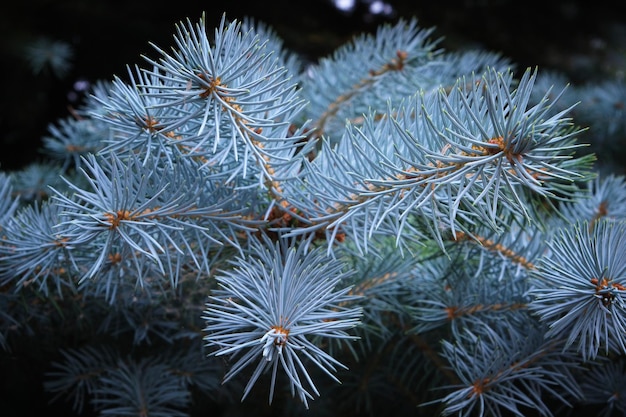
[1,10,626,417]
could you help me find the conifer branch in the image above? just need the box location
[2,10,625,417]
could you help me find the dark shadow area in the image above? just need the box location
[1,0,624,170]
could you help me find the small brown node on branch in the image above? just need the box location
[108,252,122,265]
[591,277,626,306]
[197,73,221,99]
[270,325,290,346]
[104,210,133,229]
[486,136,505,155]
[471,378,489,396]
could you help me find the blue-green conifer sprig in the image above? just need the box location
[528,219,626,361]
[0,200,77,296]
[558,173,626,223]
[75,243,169,303]
[76,80,115,117]
[23,37,74,78]
[9,161,66,202]
[90,64,185,158]
[579,357,626,416]
[203,234,362,408]
[101,301,185,345]
[573,80,626,141]
[284,67,594,253]
[300,18,441,140]
[90,357,191,417]
[89,285,209,344]
[45,346,119,414]
[409,229,538,332]
[280,104,438,252]
[45,343,225,417]
[336,238,421,341]
[138,14,307,181]
[530,74,626,173]
[433,322,583,417]
[406,250,531,338]
[449,222,545,281]
[0,173,19,226]
[410,67,593,201]
[528,70,575,112]
[51,151,258,282]
[42,116,107,171]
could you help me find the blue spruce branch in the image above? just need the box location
[1,10,626,417]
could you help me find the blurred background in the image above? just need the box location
[0,0,624,170]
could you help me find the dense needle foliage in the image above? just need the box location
[1,10,626,417]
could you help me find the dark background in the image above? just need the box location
[1,0,625,172]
